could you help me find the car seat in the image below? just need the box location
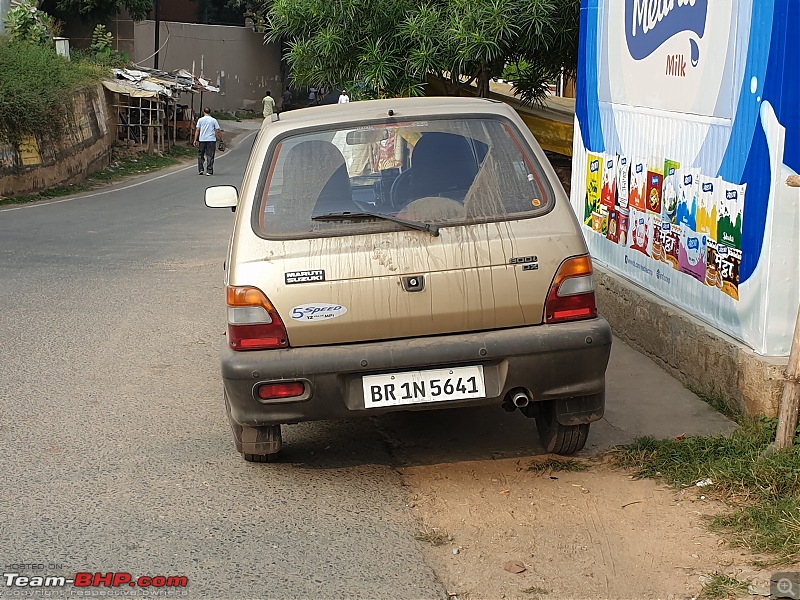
[391,132,479,208]
[280,140,359,221]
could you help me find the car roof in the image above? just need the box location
[263,96,512,135]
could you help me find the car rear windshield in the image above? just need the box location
[252,117,555,238]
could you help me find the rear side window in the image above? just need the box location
[253,117,555,239]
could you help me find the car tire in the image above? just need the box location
[225,392,282,462]
[536,401,589,455]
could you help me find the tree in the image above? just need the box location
[260,0,580,103]
[38,0,154,21]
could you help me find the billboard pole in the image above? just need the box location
[774,175,800,449]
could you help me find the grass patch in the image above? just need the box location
[609,418,800,562]
[414,528,451,547]
[698,572,749,599]
[526,458,588,475]
[0,144,196,207]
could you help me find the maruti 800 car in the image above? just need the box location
[205,97,611,462]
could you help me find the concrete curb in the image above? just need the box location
[594,266,787,417]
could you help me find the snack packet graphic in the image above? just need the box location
[646,159,664,215]
[662,159,681,224]
[696,174,719,240]
[607,209,621,244]
[714,242,741,301]
[628,208,653,257]
[601,154,617,209]
[585,153,603,226]
[660,221,681,270]
[705,239,724,289]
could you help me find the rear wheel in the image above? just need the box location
[225,392,283,462]
[536,401,589,455]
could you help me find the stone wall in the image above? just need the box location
[0,84,116,198]
[595,267,787,417]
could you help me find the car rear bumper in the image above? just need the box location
[221,318,612,427]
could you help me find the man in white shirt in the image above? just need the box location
[262,91,276,118]
[338,89,350,104]
[193,107,222,176]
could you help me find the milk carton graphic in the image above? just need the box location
[600,153,617,209]
[662,159,681,224]
[696,175,719,240]
[616,156,630,209]
[676,168,699,231]
[718,181,746,250]
[628,159,647,212]
[679,227,707,283]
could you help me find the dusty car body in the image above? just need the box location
[206,97,612,461]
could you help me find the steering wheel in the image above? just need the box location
[389,169,413,210]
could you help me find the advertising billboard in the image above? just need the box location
[572,0,800,356]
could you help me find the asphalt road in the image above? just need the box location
[0,126,446,600]
[0,122,732,600]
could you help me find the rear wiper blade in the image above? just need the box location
[311,211,440,236]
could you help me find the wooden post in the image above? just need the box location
[774,174,800,449]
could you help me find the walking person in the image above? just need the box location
[193,107,221,176]
[338,89,350,104]
[281,88,292,112]
[262,90,276,119]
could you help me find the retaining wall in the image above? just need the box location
[0,84,116,198]
[595,266,787,417]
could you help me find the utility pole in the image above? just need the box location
[153,0,160,70]
[774,174,800,449]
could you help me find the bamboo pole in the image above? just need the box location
[774,175,800,449]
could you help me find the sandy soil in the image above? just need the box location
[400,457,777,600]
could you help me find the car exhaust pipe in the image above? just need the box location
[512,391,530,408]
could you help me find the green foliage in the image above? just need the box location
[261,0,579,103]
[3,0,58,45]
[90,24,113,55]
[0,39,103,145]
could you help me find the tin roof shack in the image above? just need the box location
[102,67,219,153]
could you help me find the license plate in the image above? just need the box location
[362,366,486,408]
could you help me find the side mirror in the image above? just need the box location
[205,185,238,211]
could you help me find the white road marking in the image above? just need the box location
[1,131,257,213]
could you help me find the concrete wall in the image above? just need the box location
[0,85,116,197]
[133,21,282,113]
[595,266,787,418]
[59,11,136,56]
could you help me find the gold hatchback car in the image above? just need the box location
[205,97,611,462]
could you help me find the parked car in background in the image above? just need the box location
[205,97,612,462]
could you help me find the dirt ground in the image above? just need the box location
[400,457,780,600]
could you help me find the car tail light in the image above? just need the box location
[257,381,305,400]
[226,286,289,350]
[544,255,598,324]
